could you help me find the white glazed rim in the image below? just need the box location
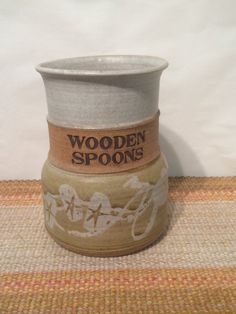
[36,55,168,77]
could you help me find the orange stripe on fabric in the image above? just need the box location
[1,268,236,314]
[0,177,235,206]
[1,268,236,291]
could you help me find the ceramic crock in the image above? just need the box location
[36,55,169,257]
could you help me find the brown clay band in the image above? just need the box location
[48,112,160,174]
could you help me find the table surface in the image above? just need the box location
[0,177,236,314]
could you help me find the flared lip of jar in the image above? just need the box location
[35,55,168,77]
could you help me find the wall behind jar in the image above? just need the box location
[0,0,235,178]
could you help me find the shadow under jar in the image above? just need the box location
[36,55,169,257]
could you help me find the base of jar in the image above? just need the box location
[42,154,169,257]
[45,217,169,257]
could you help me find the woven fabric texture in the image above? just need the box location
[0,177,236,313]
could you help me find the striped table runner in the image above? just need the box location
[0,178,236,313]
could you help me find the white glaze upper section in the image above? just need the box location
[36,55,168,128]
[36,55,168,76]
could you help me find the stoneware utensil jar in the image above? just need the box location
[36,55,169,257]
